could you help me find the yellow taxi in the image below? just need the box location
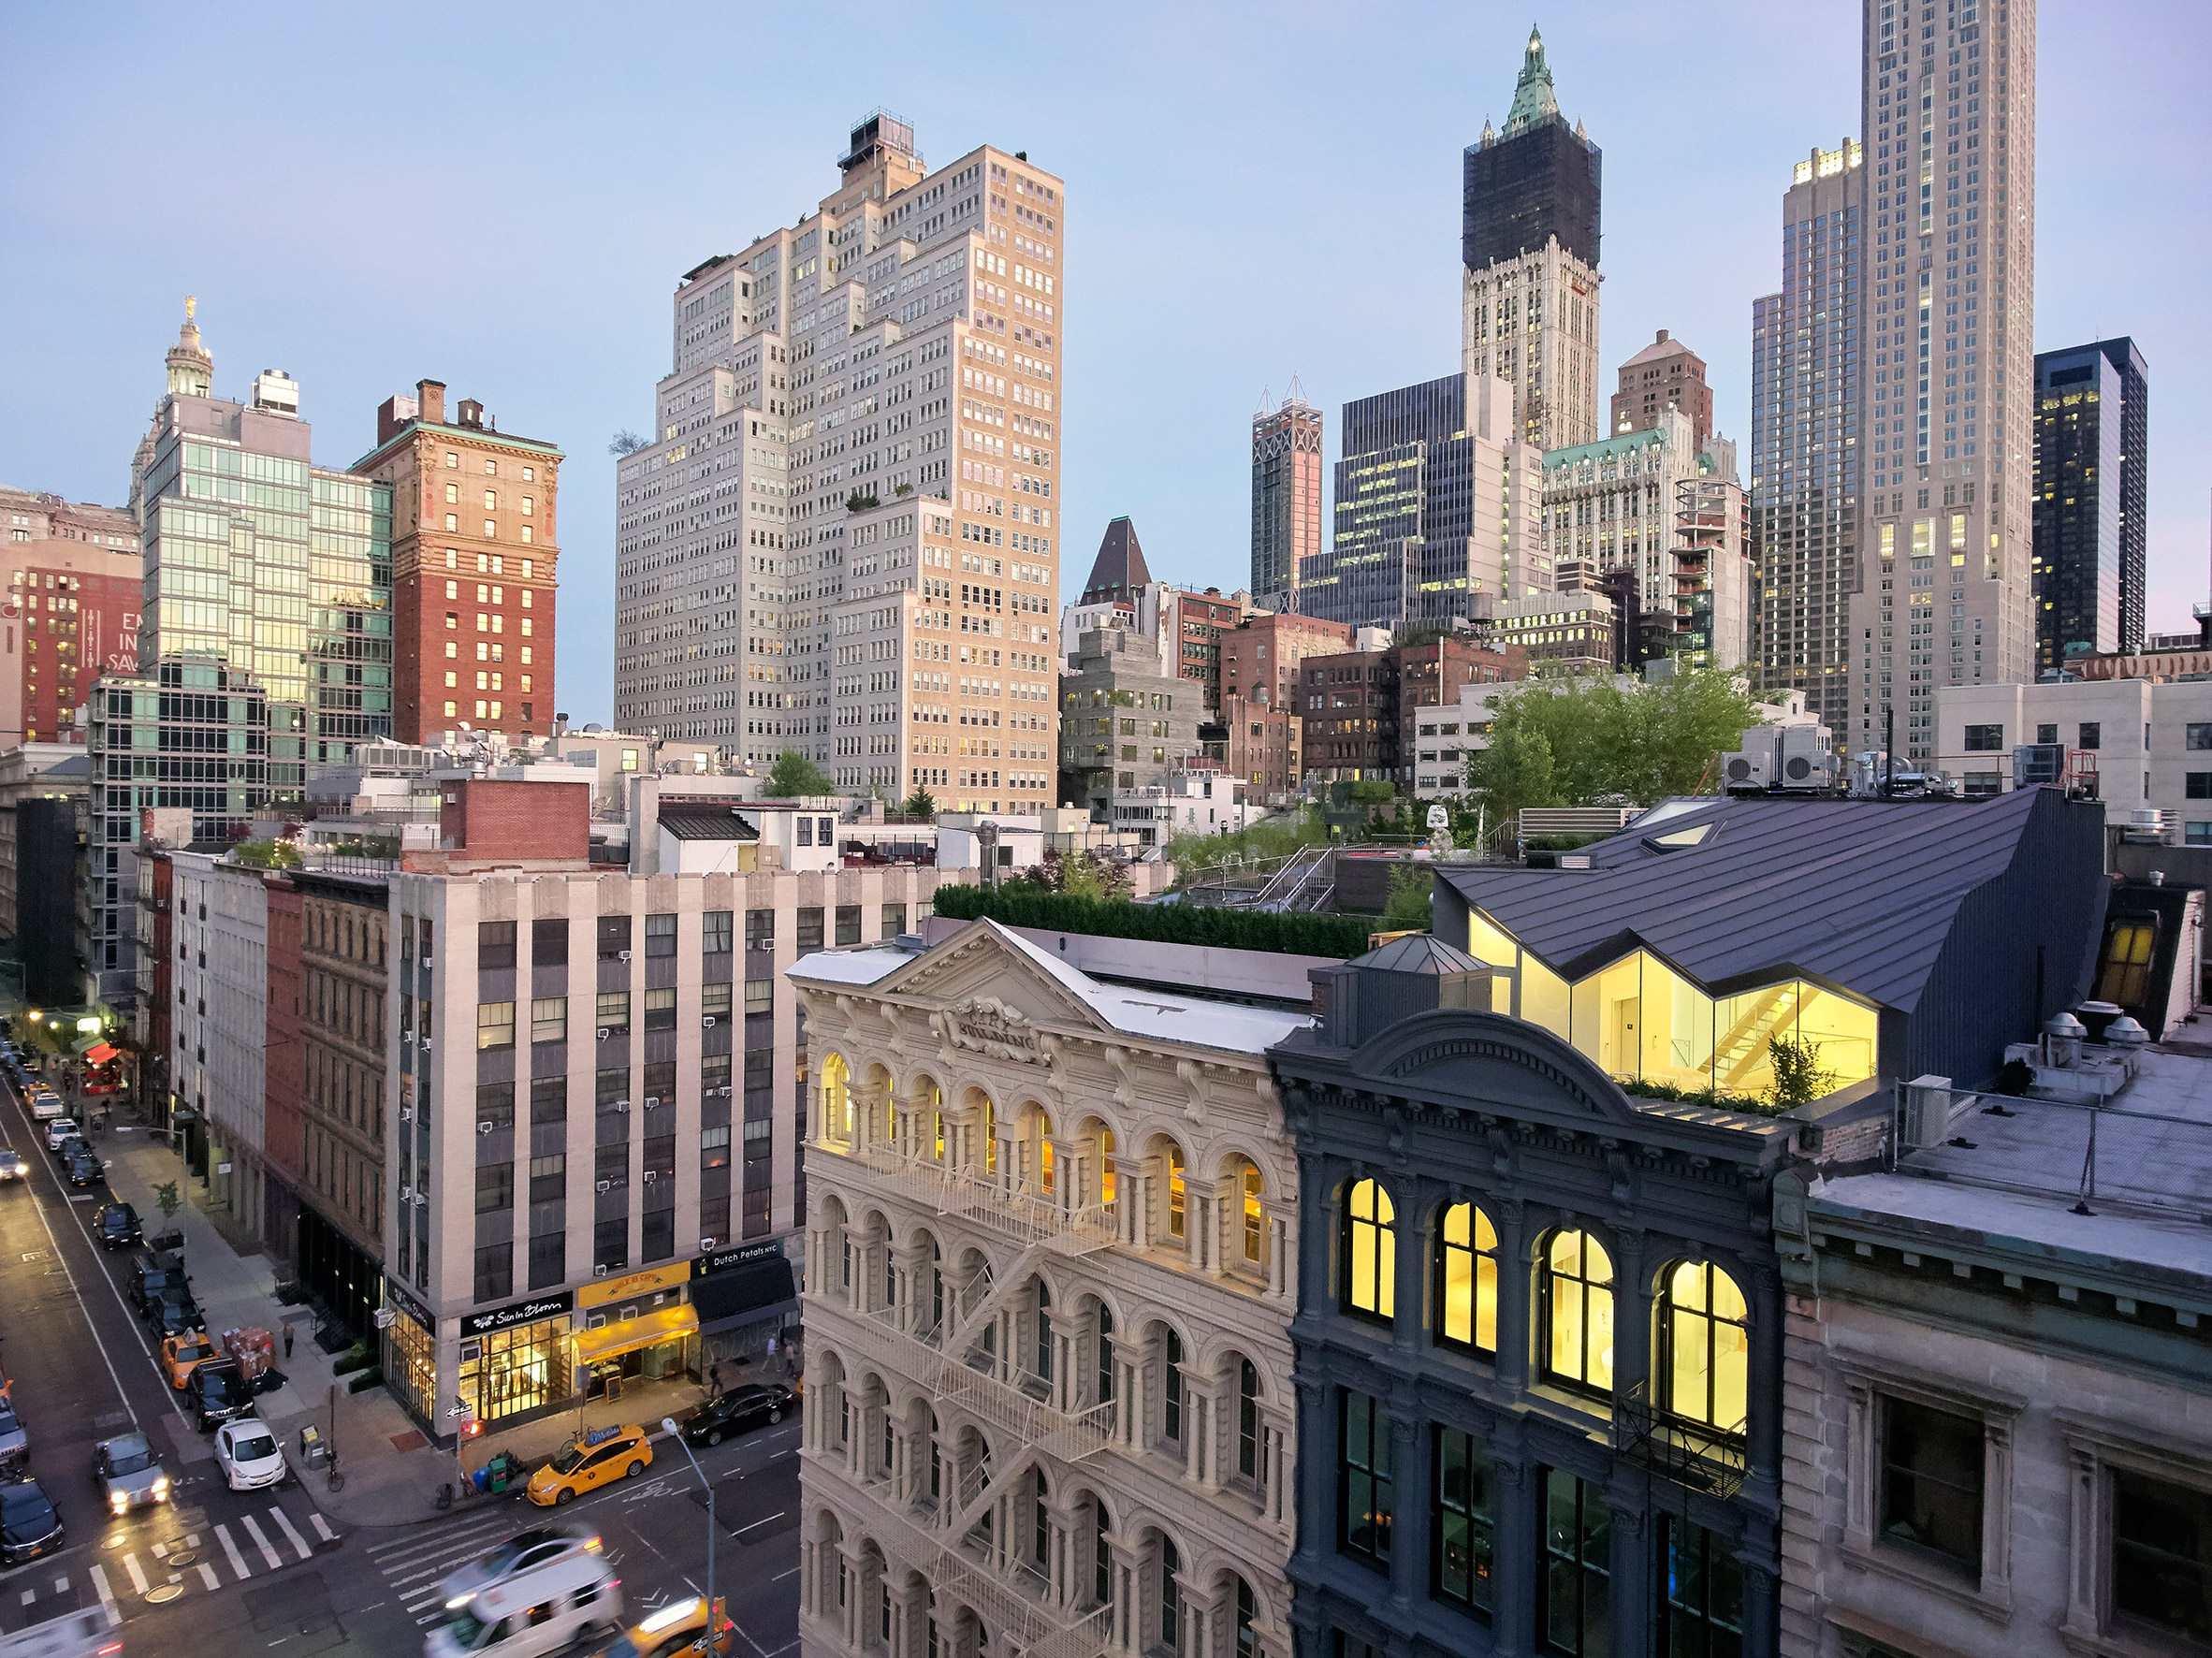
[162,1331,217,1390]
[526,1424,652,1507]
[589,1595,734,1658]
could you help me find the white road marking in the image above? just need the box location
[151,1543,167,1558]
[51,1577,66,1593]
[122,1552,150,1593]
[18,1591,30,1607]
[215,1523,251,1579]
[269,1507,312,1562]
[732,1510,786,1536]
[368,1518,506,1564]
[197,1563,220,1590]
[185,1534,200,1549]
[240,1514,284,1570]
[309,1514,339,1543]
[88,1563,118,1626]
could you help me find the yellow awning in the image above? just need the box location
[574,1303,698,1366]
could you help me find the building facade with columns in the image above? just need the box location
[792,918,1310,1658]
[1269,936,1796,1658]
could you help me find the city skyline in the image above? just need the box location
[3,2,2206,725]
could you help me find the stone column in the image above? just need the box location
[1494,1199,1531,1392]
[1291,1377,1332,1576]
[1611,1226,1650,1403]
[1122,1166,1150,1249]
[1385,1389,1427,1619]
[1392,1175,1427,1357]
[1269,1214,1292,1299]
[1490,1453,1538,1658]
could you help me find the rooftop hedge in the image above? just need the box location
[934,884,1373,959]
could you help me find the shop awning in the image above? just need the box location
[574,1303,698,1367]
[691,1255,796,1335]
[84,1045,118,1065]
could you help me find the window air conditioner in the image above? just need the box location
[645,1097,662,1110]
[420,953,433,966]
[477,1121,495,1134]
[597,1028,611,1041]
[616,1100,631,1113]
[420,1037,433,1050]
[701,1238,716,1251]
[703,1016,717,1028]
[413,1192,428,1206]
[398,1185,412,1200]
[592,1264,608,1276]
[618,950,633,962]
[754,940,777,952]
[643,1171,657,1184]
[399,1108,412,1122]
[595,1180,611,1193]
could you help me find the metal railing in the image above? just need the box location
[1610,1380,1746,1500]
[853,1144,1115,1256]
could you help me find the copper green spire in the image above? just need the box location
[1504,23,1559,136]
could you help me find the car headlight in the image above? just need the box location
[109,1493,127,1511]
[152,1476,169,1495]
[445,1594,473,1610]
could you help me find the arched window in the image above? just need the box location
[822,1053,851,1144]
[1158,1537,1182,1654]
[1038,1113,1055,1197]
[1032,1471,1050,1566]
[1096,1305,1114,1404]
[1166,1145,1187,1242]
[1342,1178,1396,1322]
[1035,1282,1053,1382]
[984,1099,997,1174]
[1234,1577,1257,1658]
[926,1081,945,1163]
[1662,1261,1750,1433]
[1435,1202,1499,1355]
[1093,1496,1113,1607]
[1238,1359,1260,1478]
[1098,1127,1117,1210]
[1239,1160,1265,1266]
[1543,1230,1616,1393]
[1164,1331,1185,1443]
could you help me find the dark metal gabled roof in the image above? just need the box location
[1353,934,1487,976]
[657,811,760,842]
[1435,789,2059,1012]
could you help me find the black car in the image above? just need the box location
[682,1383,794,1447]
[185,1362,255,1433]
[146,1291,203,1339]
[0,1480,63,1567]
[95,1203,141,1250]
[64,1152,102,1189]
[52,1135,88,1165]
[130,1255,184,1314]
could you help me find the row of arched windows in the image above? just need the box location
[1340,1179,1749,1433]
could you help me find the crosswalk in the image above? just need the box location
[366,1510,620,1628]
[8,1498,343,1630]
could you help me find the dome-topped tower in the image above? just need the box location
[165,296,211,399]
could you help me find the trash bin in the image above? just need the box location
[299,1425,328,1470]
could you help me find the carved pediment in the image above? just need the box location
[937,996,1052,1065]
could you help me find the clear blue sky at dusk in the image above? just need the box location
[4,1,2205,724]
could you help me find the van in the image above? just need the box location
[423,1551,620,1658]
[0,1606,120,1658]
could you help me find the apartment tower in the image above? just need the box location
[614,114,1065,814]
[1462,28,1603,452]
[1752,140,1865,733]
[2032,338,2148,667]
[353,380,564,745]
[0,485,141,748]
[1249,382,1323,604]
[1853,0,2036,763]
[1610,327,1713,446]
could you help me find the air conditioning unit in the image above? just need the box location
[1779,724,1837,792]
[618,950,633,962]
[1721,727,1779,793]
[420,953,434,966]
[753,939,777,952]
[703,1016,717,1028]
[616,1100,631,1113]
[595,1180,610,1193]
[413,1192,428,1206]
[420,1037,433,1050]
[643,1171,658,1184]
[1899,1073,1957,1149]
[645,1097,662,1110]
[592,1264,608,1276]
[399,1108,412,1123]
[701,1238,717,1252]
[597,1028,611,1041]
[398,1185,412,1200]
[477,1121,495,1134]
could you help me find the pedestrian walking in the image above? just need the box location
[708,1360,724,1399]
[283,1324,295,1360]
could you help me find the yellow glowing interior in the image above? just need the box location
[1242,1162,1264,1264]
[1167,1145,1186,1239]
[1666,1260,1749,1433]
[1346,1178,1396,1318]
[1098,1127,1116,1207]
[822,1052,851,1144]
[1546,1229,1614,1391]
[1438,1202,1499,1351]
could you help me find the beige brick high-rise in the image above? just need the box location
[1853,0,2035,762]
[616,115,1064,812]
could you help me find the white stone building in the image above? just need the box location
[168,851,274,1246]
[1934,676,2212,833]
[792,920,1309,1658]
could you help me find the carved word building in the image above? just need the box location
[793,920,1308,1658]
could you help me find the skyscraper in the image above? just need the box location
[1462,27,1603,451]
[1296,371,1542,632]
[1609,328,1714,447]
[1853,0,2037,762]
[2032,338,2148,667]
[614,114,1065,814]
[1752,140,1864,733]
[1249,382,1323,604]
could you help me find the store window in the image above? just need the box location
[458,1317,571,1424]
[384,1304,435,1425]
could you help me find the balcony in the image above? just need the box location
[1610,1379,1746,1500]
[852,1144,1113,1257]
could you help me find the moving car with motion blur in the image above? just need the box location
[0,1151,24,1184]
[438,1523,603,1616]
[588,1596,734,1658]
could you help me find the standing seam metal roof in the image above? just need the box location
[1434,789,2051,1011]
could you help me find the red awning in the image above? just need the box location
[84,1045,118,1064]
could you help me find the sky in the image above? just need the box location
[4,1,2207,726]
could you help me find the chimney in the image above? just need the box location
[1656,328,1669,343]
[416,379,447,426]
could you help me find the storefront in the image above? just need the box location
[572,1265,697,1402]
[690,1241,798,1369]
[382,1281,438,1431]
[457,1292,575,1426]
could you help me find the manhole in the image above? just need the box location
[168,1552,196,1567]
[102,1534,130,1550]
[146,1584,184,1604]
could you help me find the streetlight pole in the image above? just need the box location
[662,1418,715,1647]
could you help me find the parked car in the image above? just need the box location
[0,1480,63,1566]
[93,1432,168,1515]
[52,1136,87,1167]
[161,1332,217,1390]
[680,1383,793,1447]
[129,1255,185,1314]
[524,1425,652,1507]
[25,1090,63,1123]
[145,1290,205,1340]
[95,1203,140,1250]
[211,1420,284,1491]
[589,1595,735,1658]
[63,1153,101,1190]
[439,1523,602,1612]
[0,1151,24,1183]
[0,1399,28,1477]
[184,1362,255,1433]
[42,1120,77,1155]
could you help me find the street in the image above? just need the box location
[0,1069,802,1658]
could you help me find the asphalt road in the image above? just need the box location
[0,1071,803,1658]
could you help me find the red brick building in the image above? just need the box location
[0,487,140,747]
[1164,587,1246,713]
[1300,647,1401,783]
[352,380,562,746]
[1219,612,1354,718]
[1393,637,1529,784]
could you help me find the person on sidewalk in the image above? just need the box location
[284,1325,295,1360]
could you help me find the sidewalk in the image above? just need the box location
[95,1123,713,1527]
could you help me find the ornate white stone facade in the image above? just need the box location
[792,920,1307,1658]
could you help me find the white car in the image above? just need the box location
[44,1118,78,1153]
[213,1419,286,1491]
[439,1523,603,1612]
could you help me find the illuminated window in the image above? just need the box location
[821,1052,851,1145]
[1542,1230,1615,1393]
[1241,1161,1265,1266]
[1662,1261,1749,1433]
[1166,1144,1186,1242]
[1038,1113,1055,1197]
[2093,919,2158,1008]
[1342,1179,1395,1323]
[1434,1202,1498,1355]
[1097,1126,1114,1206]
